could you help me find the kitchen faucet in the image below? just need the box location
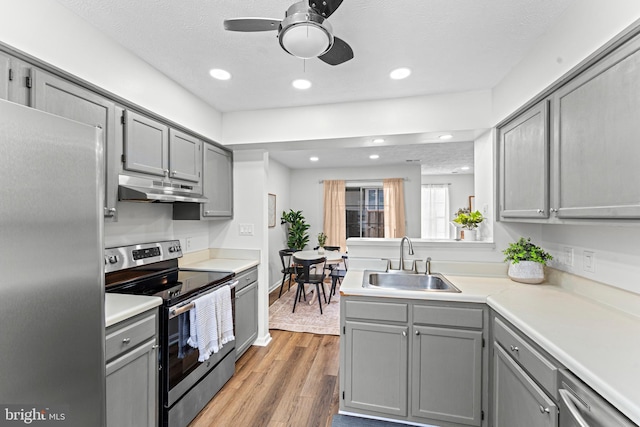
[425,257,432,275]
[399,236,414,270]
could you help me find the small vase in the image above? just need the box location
[318,246,325,254]
[508,261,545,284]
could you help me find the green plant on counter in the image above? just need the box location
[453,210,484,230]
[280,209,310,250]
[502,237,553,265]
[317,232,327,247]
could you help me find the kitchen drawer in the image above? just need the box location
[235,267,258,291]
[413,304,483,329]
[493,317,558,398]
[344,300,408,323]
[106,311,157,362]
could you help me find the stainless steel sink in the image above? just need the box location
[362,270,461,293]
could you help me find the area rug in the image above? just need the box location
[269,283,340,335]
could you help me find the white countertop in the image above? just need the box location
[105,293,162,328]
[180,258,259,274]
[340,263,640,424]
[178,248,260,274]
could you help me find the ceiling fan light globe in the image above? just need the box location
[279,10,333,59]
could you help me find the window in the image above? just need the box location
[421,184,450,239]
[346,186,384,238]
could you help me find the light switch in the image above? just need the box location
[239,224,254,236]
[562,247,573,267]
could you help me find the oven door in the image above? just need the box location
[165,281,236,408]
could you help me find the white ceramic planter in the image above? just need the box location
[508,261,545,284]
[462,229,476,241]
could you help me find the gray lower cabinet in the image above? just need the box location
[341,297,486,426]
[235,267,258,359]
[491,315,559,427]
[106,309,159,427]
[0,52,31,106]
[344,320,409,416]
[498,100,550,220]
[31,69,118,219]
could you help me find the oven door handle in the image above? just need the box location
[559,389,590,427]
[168,280,238,319]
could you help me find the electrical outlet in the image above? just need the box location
[185,237,192,251]
[583,250,595,273]
[562,246,574,267]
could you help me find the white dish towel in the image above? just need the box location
[187,285,235,362]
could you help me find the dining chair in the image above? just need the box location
[278,249,296,298]
[292,256,327,314]
[328,254,348,303]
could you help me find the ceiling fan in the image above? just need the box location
[223,0,354,66]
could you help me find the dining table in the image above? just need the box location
[292,250,347,305]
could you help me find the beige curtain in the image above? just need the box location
[323,180,346,251]
[383,178,406,238]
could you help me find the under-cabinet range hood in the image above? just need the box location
[118,174,208,203]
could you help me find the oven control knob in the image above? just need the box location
[169,246,175,253]
[108,255,119,264]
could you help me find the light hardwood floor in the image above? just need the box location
[189,289,341,427]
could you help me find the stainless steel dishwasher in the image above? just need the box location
[558,370,637,427]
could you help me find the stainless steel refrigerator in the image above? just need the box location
[0,99,105,426]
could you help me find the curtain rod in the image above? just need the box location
[318,177,408,184]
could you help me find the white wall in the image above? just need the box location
[267,159,292,291]
[0,0,223,141]
[223,90,492,144]
[288,164,422,241]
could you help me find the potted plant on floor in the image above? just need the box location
[502,237,553,284]
[452,210,484,241]
[280,209,310,251]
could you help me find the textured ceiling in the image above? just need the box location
[54,0,574,172]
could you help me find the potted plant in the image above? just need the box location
[317,232,327,254]
[452,210,484,241]
[280,209,310,251]
[502,237,553,284]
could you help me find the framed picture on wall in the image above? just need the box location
[268,193,276,227]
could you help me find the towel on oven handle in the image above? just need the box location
[187,284,234,362]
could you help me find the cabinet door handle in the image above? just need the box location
[510,345,519,352]
[539,405,550,414]
[163,169,169,176]
[550,208,557,213]
[402,331,407,337]
[537,209,544,214]
[122,338,131,344]
[415,330,420,336]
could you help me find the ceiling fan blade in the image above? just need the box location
[308,0,343,18]
[318,36,353,65]
[223,18,281,32]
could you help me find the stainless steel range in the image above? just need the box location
[105,240,237,427]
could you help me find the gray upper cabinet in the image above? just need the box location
[0,52,32,106]
[123,110,170,178]
[31,69,118,218]
[169,128,201,183]
[203,143,233,217]
[498,101,550,220]
[551,33,640,219]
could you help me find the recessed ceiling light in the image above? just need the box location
[439,134,453,140]
[461,166,470,170]
[309,156,319,162]
[369,154,380,160]
[390,68,411,80]
[292,79,312,90]
[209,68,231,80]
[372,138,385,143]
